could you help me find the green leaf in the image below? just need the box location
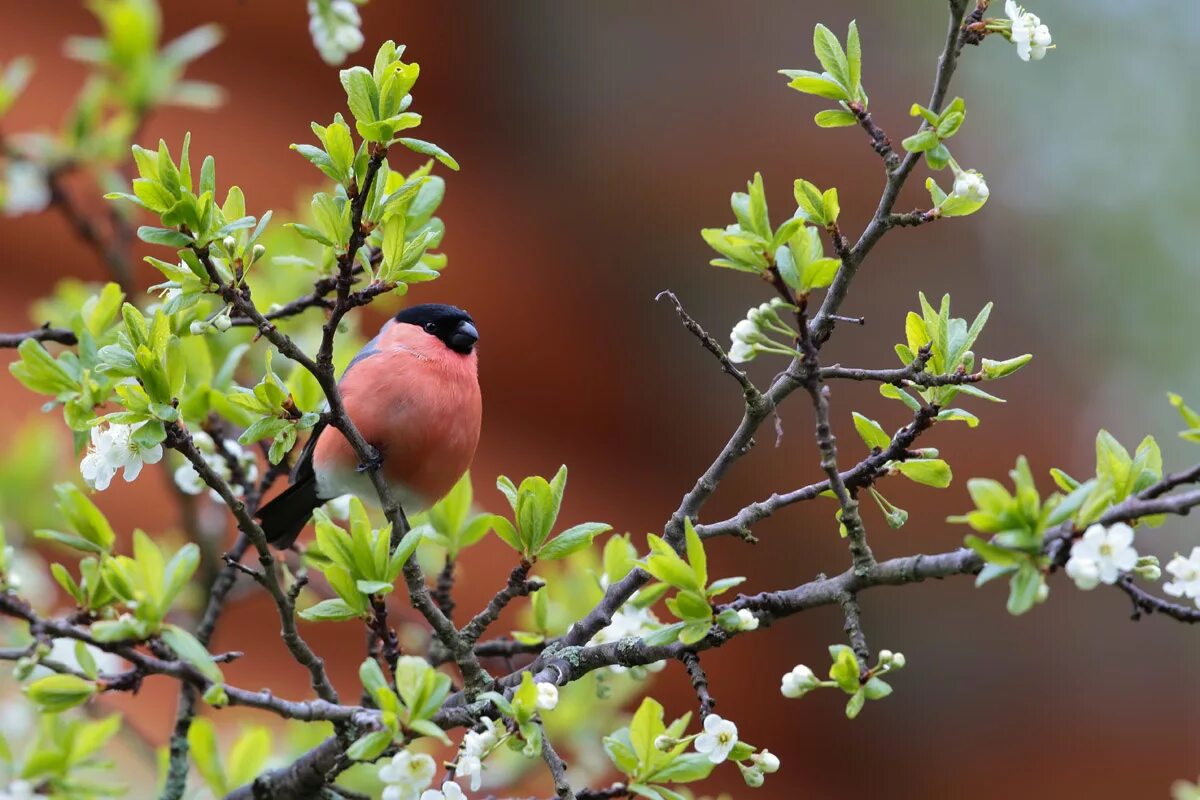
[298,598,362,622]
[397,138,459,171]
[982,354,1032,380]
[852,412,890,450]
[187,718,226,795]
[346,729,393,762]
[964,535,1022,568]
[1007,564,1042,616]
[74,640,98,680]
[786,74,848,100]
[936,408,979,427]
[846,20,862,97]
[161,624,224,684]
[862,676,892,700]
[901,130,939,153]
[814,109,857,128]
[812,24,851,92]
[226,727,271,789]
[896,459,952,488]
[538,522,611,560]
[828,645,860,694]
[137,226,193,247]
[845,689,866,719]
[339,66,379,125]
[25,673,97,712]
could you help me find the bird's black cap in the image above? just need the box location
[395,304,479,354]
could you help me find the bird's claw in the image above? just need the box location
[357,449,384,473]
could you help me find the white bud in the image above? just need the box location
[878,649,894,665]
[213,314,232,333]
[753,749,780,773]
[890,652,906,669]
[223,235,237,252]
[189,321,208,335]
[654,735,674,752]
[252,243,267,261]
[780,664,819,698]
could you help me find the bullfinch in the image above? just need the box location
[257,303,481,547]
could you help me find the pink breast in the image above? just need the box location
[314,337,481,507]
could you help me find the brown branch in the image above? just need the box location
[677,651,716,720]
[460,562,541,645]
[0,325,78,348]
[1115,575,1200,624]
[656,290,759,400]
[809,0,973,344]
[847,101,898,169]
[696,403,937,539]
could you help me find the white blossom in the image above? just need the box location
[2,161,49,217]
[781,664,819,698]
[1005,1,1053,62]
[307,0,365,65]
[420,783,466,800]
[378,751,436,800]
[0,780,39,800]
[952,169,989,204]
[693,714,738,764]
[735,608,759,631]
[1163,547,1200,604]
[728,319,763,364]
[80,422,163,491]
[461,716,498,758]
[173,431,258,503]
[455,754,483,793]
[1065,523,1138,590]
[535,681,559,711]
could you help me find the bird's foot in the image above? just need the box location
[356,448,384,473]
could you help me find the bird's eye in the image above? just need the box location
[424,322,437,333]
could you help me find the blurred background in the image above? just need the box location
[0,1,1197,797]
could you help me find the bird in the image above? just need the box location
[256,303,481,548]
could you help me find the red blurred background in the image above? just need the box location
[1,2,1196,798]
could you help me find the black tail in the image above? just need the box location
[256,473,323,549]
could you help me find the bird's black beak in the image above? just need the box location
[449,320,479,354]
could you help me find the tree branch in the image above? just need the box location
[0,325,79,348]
[809,0,972,344]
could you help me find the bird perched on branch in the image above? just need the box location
[257,303,481,547]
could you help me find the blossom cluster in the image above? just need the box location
[80,422,163,491]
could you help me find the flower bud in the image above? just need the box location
[213,314,232,333]
[890,652,906,670]
[1035,581,1050,604]
[752,749,780,774]
[252,243,267,261]
[736,608,759,631]
[190,321,208,335]
[1135,555,1162,582]
[654,735,674,752]
[739,762,765,788]
[222,236,237,252]
[780,664,819,698]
